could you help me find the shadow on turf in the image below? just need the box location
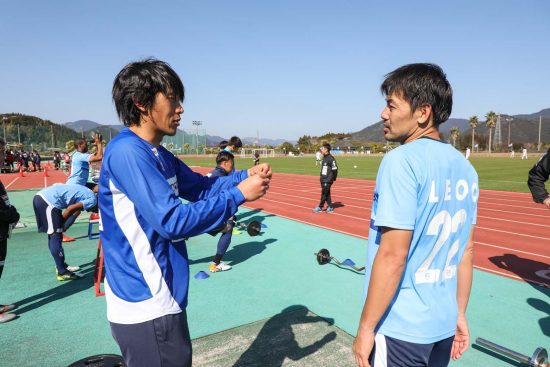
[471,344,523,366]
[13,260,96,316]
[232,305,336,367]
[189,238,278,267]
[236,209,276,223]
[488,254,550,337]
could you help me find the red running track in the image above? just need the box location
[194,168,550,287]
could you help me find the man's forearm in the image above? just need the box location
[358,251,406,333]
[457,235,474,315]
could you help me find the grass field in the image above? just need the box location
[179,153,548,193]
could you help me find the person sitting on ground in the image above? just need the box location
[528,148,550,210]
[205,151,240,272]
[0,139,20,323]
[32,184,97,281]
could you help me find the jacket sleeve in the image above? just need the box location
[329,156,338,182]
[173,157,248,202]
[0,206,20,224]
[527,149,550,203]
[106,143,246,239]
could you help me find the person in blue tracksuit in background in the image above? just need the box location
[206,150,238,272]
[100,58,271,367]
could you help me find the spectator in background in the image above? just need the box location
[465,147,471,160]
[53,151,61,170]
[313,143,338,213]
[32,150,41,172]
[253,151,260,166]
[528,148,550,209]
[315,149,323,166]
[521,148,528,160]
[21,151,29,172]
[5,150,14,172]
[0,139,20,323]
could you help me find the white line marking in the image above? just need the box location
[475,241,550,259]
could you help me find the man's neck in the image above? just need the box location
[403,125,440,144]
[129,125,162,146]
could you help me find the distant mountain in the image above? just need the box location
[350,110,550,145]
[64,120,102,132]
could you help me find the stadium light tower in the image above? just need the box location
[506,117,513,147]
[494,114,503,150]
[192,120,202,155]
[2,116,8,141]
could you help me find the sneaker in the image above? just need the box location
[232,228,242,235]
[209,262,232,273]
[66,265,80,272]
[0,313,16,323]
[326,207,334,213]
[56,270,80,281]
[89,213,100,221]
[312,207,322,213]
[62,234,75,242]
[0,304,16,313]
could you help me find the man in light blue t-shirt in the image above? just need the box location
[66,133,103,187]
[353,64,478,367]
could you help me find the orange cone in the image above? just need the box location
[19,166,25,177]
[43,166,49,177]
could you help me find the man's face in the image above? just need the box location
[147,92,184,138]
[320,147,328,155]
[220,160,234,174]
[79,141,89,153]
[380,92,421,144]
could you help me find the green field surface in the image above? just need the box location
[180,154,548,193]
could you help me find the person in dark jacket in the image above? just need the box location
[313,143,338,213]
[527,148,550,209]
[206,151,237,272]
[0,139,20,323]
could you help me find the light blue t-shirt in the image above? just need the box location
[66,151,92,185]
[39,184,97,210]
[364,137,479,344]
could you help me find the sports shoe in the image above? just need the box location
[312,207,322,213]
[232,228,242,235]
[326,207,334,213]
[66,265,80,272]
[62,234,75,242]
[56,270,80,281]
[0,304,16,313]
[89,213,100,221]
[209,262,232,273]
[0,313,16,323]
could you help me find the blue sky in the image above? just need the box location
[1,0,548,140]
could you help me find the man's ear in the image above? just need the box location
[417,104,433,125]
[132,97,148,114]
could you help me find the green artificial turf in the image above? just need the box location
[181,154,548,193]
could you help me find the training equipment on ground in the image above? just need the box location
[475,337,547,367]
[315,248,365,272]
[195,271,210,280]
[209,219,262,237]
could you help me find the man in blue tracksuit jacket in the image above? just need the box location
[101,59,271,367]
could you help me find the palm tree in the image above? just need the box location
[485,111,497,153]
[450,126,460,147]
[469,115,478,151]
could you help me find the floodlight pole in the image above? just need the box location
[2,117,7,142]
[538,115,542,151]
[192,120,202,155]
[506,117,513,147]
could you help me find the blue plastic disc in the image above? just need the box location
[342,259,356,266]
[194,271,210,280]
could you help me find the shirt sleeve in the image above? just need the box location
[80,192,97,210]
[106,142,246,239]
[374,151,417,230]
[527,149,550,203]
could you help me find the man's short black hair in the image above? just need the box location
[74,138,86,148]
[322,143,331,151]
[216,150,234,165]
[381,63,452,126]
[218,140,228,150]
[112,58,185,127]
[228,136,243,149]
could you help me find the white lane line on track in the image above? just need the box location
[267,189,372,206]
[476,226,550,241]
[475,241,550,259]
[473,265,548,288]
[242,204,369,240]
[478,207,550,219]
[477,215,550,228]
[4,177,20,189]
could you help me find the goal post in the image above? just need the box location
[240,148,275,158]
